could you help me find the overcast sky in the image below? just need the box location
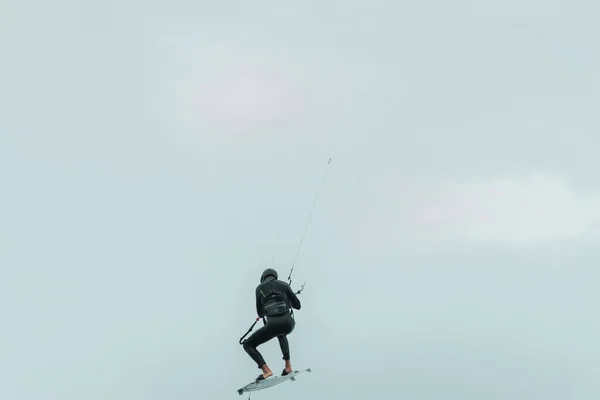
[1,0,599,399]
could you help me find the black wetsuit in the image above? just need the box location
[242,276,301,368]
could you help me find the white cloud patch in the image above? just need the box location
[150,34,306,131]
[193,68,302,123]
[413,172,600,245]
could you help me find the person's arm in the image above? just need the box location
[255,287,264,318]
[286,284,301,310]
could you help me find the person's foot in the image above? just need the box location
[282,361,293,375]
[256,365,273,381]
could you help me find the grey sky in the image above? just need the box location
[1,1,598,399]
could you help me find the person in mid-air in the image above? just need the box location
[242,268,301,381]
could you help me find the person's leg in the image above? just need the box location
[277,334,290,360]
[243,324,278,380]
[277,335,293,374]
[273,314,295,374]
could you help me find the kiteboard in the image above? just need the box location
[237,368,311,396]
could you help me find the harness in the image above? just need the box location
[261,292,289,317]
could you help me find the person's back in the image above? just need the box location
[242,268,301,381]
[255,273,301,318]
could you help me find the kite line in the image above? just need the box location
[238,157,332,345]
[286,157,332,292]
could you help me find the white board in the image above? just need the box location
[237,368,311,395]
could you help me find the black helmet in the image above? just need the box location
[260,268,278,282]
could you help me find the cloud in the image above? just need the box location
[413,172,600,245]
[150,35,306,131]
[333,171,600,255]
[193,68,303,124]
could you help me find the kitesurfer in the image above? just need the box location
[242,268,301,382]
